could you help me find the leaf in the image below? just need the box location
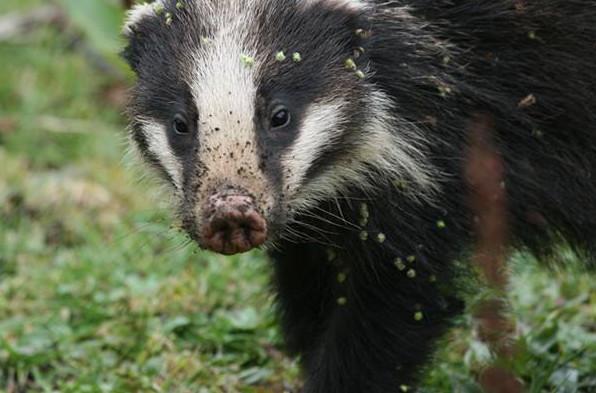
[226,307,260,331]
[238,367,273,385]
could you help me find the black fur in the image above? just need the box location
[272,1,596,391]
[123,1,596,391]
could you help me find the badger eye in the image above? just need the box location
[270,106,291,129]
[172,114,189,135]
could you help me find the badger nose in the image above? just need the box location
[201,193,267,255]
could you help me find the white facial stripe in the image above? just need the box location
[283,100,348,194]
[137,118,184,191]
[288,89,438,211]
[188,3,274,210]
[123,2,160,36]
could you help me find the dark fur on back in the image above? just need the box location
[271,1,596,391]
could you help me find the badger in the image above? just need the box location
[122,0,596,391]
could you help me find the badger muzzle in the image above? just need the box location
[200,189,267,255]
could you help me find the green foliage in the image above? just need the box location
[58,0,124,54]
[0,1,594,392]
[56,0,130,74]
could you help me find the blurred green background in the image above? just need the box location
[0,1,594,392]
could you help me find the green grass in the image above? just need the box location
[0,2,594,392]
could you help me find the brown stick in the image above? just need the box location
[465,114,524,393]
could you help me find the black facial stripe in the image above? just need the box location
[164,86,199,157]
[124,1,223,198]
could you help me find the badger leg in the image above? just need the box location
[271,241,464,393]
[304,274,462,392]
[270,243,337,357]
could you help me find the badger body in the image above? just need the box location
[123,1,596,391]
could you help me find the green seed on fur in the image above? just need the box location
[337,272,347,283]
[436,220,446,229]
[407,269,417,278]
[429,275,437,283]
[414,311,424,321]
[394,179,408,190]
[240,54,255,67]
[360,203,369,218]
[345,58,357,70]
[360,231,369,241]
[153,3,165,14]
[292,52,302,62]
[355,28,369,38]
[376,233,386,243]
[400,385,410,392]
[275,51,286,62]
[337,297,347,306]
[355,70,366,79]
[407,255,416,263]
[395,258,406,271]
[359,217,368,227]
[176,1,184,9]
[165,13,173,25]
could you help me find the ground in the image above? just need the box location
[0,1,594,392]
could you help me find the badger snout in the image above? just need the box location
[200,191,267,255]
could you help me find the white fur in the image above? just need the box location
[136,117,184,191]
[283,100,349,196]
[188,1,275,213]
[301,0,369,12]
[123,2,160,35]
[287,89,438,213]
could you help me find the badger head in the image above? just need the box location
[123,0,434,255]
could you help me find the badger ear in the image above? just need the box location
[121,2,159,72]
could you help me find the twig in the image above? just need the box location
[465,113,524,393]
